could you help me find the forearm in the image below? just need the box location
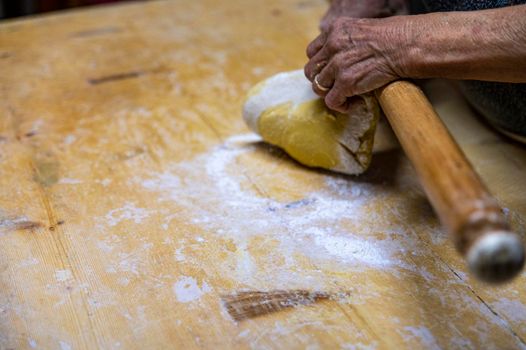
[402,5,526,82]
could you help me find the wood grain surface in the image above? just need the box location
[1,0,525,349]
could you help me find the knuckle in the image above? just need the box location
[331,56,344,69]
[306,45,317,59]
[330,17,353,34]
[304,63,316,81]
[340,71,355,84]
[331,17,346,29]
[326,37,339,51]
[304,66,311,80]
[307,39,319,52]
[306,45,314,56]
[325,32,349,53]
[347,88,356,98]
[325,94,338,109]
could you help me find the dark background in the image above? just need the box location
[0,0,132,19]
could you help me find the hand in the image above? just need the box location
[320,0,410,32]
[304,17,408,113]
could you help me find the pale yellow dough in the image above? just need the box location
[243,70,379,175]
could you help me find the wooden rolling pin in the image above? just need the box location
[375,81,524,283]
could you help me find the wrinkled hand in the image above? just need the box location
[320,0,410,31]
[305,17,408,113]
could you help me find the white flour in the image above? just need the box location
[173,276,212,303]
[54,269,73,283]
[141,134,421,288]
[105,202,151,227]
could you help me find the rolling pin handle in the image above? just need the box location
[376,80,525,283]
[467,230,525,283]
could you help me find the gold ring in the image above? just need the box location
[314,74,330,92]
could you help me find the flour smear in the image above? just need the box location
[140,134,428,288]
[173,276,212,303]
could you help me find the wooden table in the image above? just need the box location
[1,0,525,348]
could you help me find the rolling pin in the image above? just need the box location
[375,81,525,283]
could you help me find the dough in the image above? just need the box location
[242,70,380,175]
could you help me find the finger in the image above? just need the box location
[304,45,331,81]
[319,19,330,32]
[306,32,327,59]
[325,79,353,113]
[343,60,397,96]
[312,61,336,97]
[355,70,397,96]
